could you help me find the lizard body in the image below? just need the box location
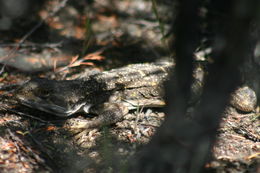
[15,61,257,129]
[15,62,172,128]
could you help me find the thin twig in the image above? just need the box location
[0,0,69,74]
[6,108,50,123]
[7,129,23,162]
[7,128,51,167]
[0,42,63,49]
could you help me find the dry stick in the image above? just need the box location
[4,105,66,126]
[0,42,63,49]
[7,129,24,163]
[0,0,69,75]
[7,128,54,170]
[5,108,63,166]
[0,21,44,73]
[5,108,50,124]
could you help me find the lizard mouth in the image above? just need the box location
[17,96,86,117]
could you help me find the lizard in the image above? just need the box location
[14,61,257,129]
[14,62,173,129]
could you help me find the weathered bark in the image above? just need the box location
[130,0,259,172]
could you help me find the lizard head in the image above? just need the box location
[15,78,88,117]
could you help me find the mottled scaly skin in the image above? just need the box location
[230,86,257,112]
[14,61,257,129]
[15,62,172,128]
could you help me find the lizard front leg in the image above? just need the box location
[65,102,129,129]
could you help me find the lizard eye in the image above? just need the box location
[37,88,50,98]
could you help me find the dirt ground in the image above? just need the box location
[0,0,259,172]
